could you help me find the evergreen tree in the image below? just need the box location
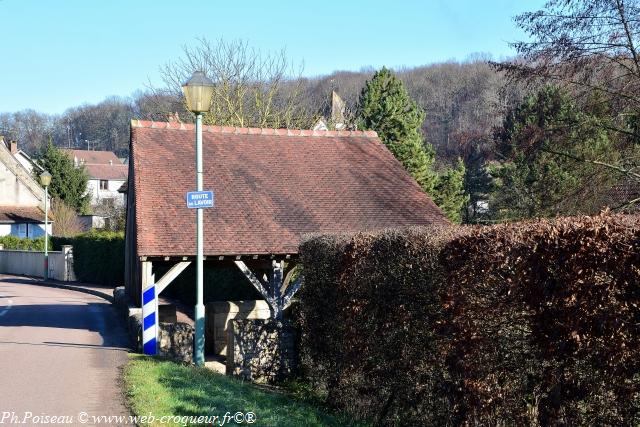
[357,67,467,222]
[462,141,494,223]
[36,141,90,214]
[433,158,467,223]
[490,86,620,220]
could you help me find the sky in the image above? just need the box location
[0,0,545,115]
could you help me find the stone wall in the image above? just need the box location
[227,319,297,383]
[206,300,271,357]
[113,286,193,363]
[0,246,75,281]
[158,323,193,363]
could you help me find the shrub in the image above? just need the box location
[298,213,640,425]
[0,235,50,251]
[52,231,124,286]
[298,226,461,425]
[442,213,640,425]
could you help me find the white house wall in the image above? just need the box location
[87,178,126,205]
[0,164,41,206]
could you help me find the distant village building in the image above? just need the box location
[0,138,51,238]
[1,137,42,174]
[62,149,128,206]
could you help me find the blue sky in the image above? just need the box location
[0,0,544,114]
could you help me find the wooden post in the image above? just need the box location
[141,260,154,292]
[234,260,302,320]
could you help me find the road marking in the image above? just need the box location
[0,298,13,317]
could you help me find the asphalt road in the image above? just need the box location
[0,275,131,425]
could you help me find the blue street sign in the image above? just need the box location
[186,190,214,209]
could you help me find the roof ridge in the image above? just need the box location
[130,119,378,138]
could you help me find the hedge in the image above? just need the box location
[0,235,50,251]
[298,213,640,426]
[52,231,124,286]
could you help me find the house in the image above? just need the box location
[62,149,128,206]
[124,120,450,306]
[0,138,51,238]
[1,136,42,174]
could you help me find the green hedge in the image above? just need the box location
[0,235,50,251]
[53,231,124,286]
[298,213,640,426]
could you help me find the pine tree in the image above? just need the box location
[490,86,620,220]
[36,141,90,214]
[357,67,467,221]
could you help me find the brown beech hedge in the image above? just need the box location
[298,213,640,426]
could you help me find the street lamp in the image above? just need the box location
[182,70,214,367]
[39,171,52,280]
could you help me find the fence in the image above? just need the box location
[0,245,76,281]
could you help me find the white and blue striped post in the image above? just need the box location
[142,284,157,355]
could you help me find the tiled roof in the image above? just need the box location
[84,163,128,180]
[62,149,121,165]
[0,206,51,223]
[130,120,449,257]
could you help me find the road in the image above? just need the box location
[0,275,131,425]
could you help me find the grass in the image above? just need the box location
[123,355,362,427]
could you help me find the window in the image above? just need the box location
[100,180,108,190]
[17,223,26,238]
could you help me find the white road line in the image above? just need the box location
[0,297,13,317]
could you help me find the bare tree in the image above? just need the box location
[160,38,313,128]
[51,198,83,237]
[0,110,55,154]
[62,97,134,156]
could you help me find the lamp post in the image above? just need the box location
[39,171,52,280]
[182,70,215,367]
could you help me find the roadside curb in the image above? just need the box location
[16,276,113,303]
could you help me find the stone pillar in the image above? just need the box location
[227,319,297,383]
[61,245,73,281]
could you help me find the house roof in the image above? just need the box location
[0,140,47,208]
[0,206,51,223]
[130,120,450,257]
[84,163,128,180]
[62,149,121,165]
[60,149,127,180]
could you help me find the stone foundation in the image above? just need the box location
[113,286,194,363]
[227,319,297,383]
[206,301,271,357]
[159,322,194,363]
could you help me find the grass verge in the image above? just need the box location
[123,354,361,427]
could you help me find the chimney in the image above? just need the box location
[9,140,17,154]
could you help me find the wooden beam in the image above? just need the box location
[155,261,191,295]
[283,277,303,309]
[234,260,275,310]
